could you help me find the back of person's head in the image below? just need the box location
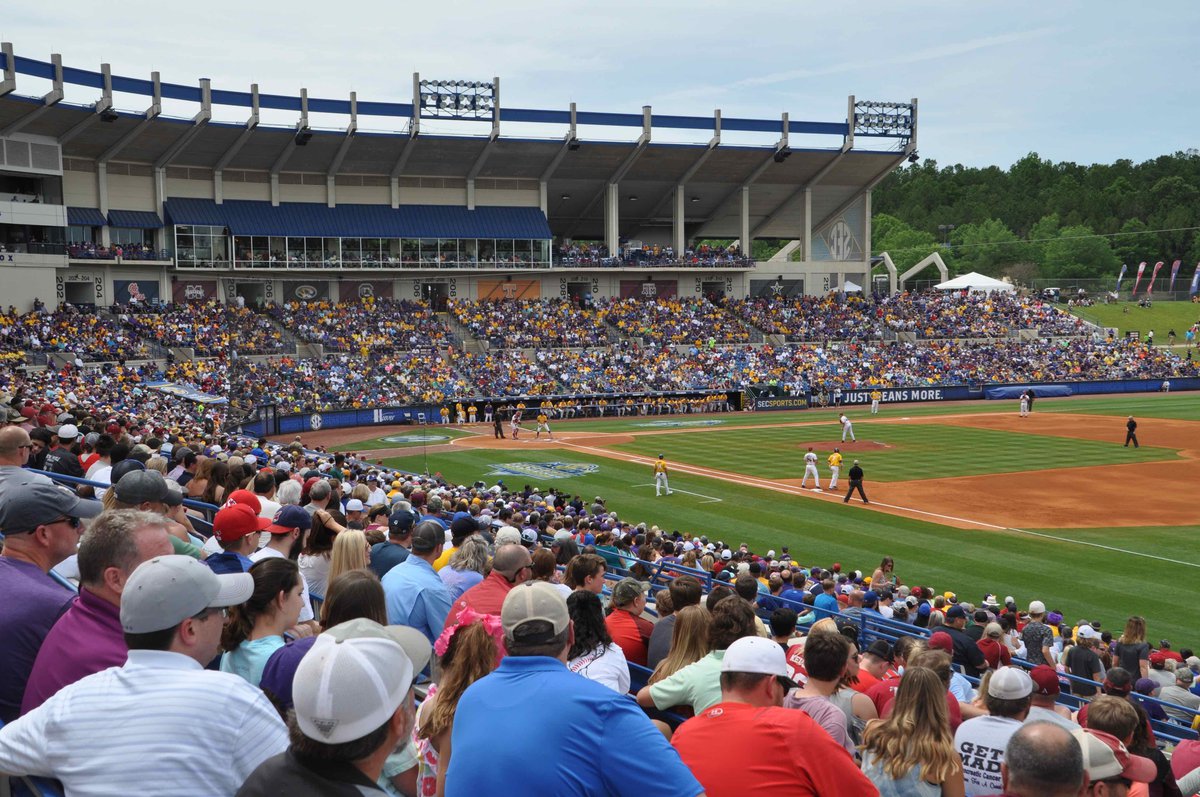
[1120,616,1146,645]
[530,547,558,582]
[1084,695,1140,741]
[821,578,835,593]
[1103,667,1133,696]
[221,557,300,651]
[448,535,489,575]
[420,619,501,741]
[566,589,612,660]
[734,573,759,602]
[769,607,798,638]
[668,575,702,609]
[706,584,735,612]
[1003,721,1084,797]
[309,480,332,503]
[501,581,570,658]
[893,635,925,665]
[861,667,956,783]
[803,630,852,682]
[985,666,1034,719]
[707,588,755,642]
[329,529,369,582]
[563,553,605,589]
[321,569,386,629]
[305,511,338,556]
[276,479,301,506]
[94,434,116,458]
[77,510,170,590]
[251,470,275,495]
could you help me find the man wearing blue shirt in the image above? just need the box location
[446,582,704,797]
[813,578,841,618]
[381,521,452,644]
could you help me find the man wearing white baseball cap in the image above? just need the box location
[671,636,875,795]
[445,581,703,797]
[0,555,287,795]
[238,618,432,796]
[954,666,1034,796]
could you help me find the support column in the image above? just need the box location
[538,180,548,215]
[802,188,813,262]
[740,186,750,257]
[673,186,685,256]
[605,184,620,254]
[97,163,111,247]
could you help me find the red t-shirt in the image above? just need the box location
[851,669,881,694]
[672,702,878,796]
[605,609,652,667]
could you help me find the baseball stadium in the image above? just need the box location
[2,38,1200,795]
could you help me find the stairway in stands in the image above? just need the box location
[438,312,486,354]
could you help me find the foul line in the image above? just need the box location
[633,483,723,503]
[557,441,1200,570]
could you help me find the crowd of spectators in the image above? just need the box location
[120,302,287,356]
[601,297,753,345]
[451,351,562,398]
[267,299,449,353]
[555,242,753,268]
[0,306,152,362]
[66,242,167,261]
[447,298,611,349]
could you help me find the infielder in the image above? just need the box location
[1019,393,1029,417]
[838,413,856,442]
[535,411,553,440]
[870,389,882,415]
[654,454,672,496]
[827,448,842,490]
[510,410,522,440]
[801,447,821,491]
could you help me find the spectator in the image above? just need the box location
[412,608,504,796]
[328,529,370,585]
[299,506,346,600]
[41,423,83,478]
[1073,726,1158,796]
[672,636,876,795]
[1157,667,1200,725]
[439,535,490,601]
[605,577,655,667]
[251,504,319,635]
[444,582,703,796]
[20,510,174,715]
[381,521,453,645]
[220,557,305,687]
[997,721,1085,797]
[783,629,859,754]
[207,500,273,575]
[647,605,712,685]
[445,543,532,625]
[954,666,1033,796]
[860,666,965,795]
[1026,665,1080,731]
[944,604,987,677]
[237,618,432,796]
[562,552,609,596]
[978,621,1013,671]
[369,508,415,580]
[566,589,630,694]
[0,555,287,793]
[0,426,51,499]
[1113,616,1151,679]
[0,482,102,721]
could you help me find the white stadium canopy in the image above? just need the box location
[934,272,1014,293]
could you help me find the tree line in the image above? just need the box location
[869,151,1200,284]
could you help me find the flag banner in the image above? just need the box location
[1146,261,1164,296]
[1131,261,1147,296]
[1168,260,1182,293]
[1115,263,1128,291]
[1191,263,1200,296]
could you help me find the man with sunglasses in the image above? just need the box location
[0,481,102,723]
[444,542,533,629]
[0,555,287,794]
[0,426,52,501]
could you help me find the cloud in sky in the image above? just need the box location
[3,0,1198,168]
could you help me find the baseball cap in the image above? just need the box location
[1072,728,1157,784]
[1029,664,1061,696]
[722,636,789,677]
[113,470,174,506]
[323,617,432,683]
[988,666,1034,699]
[520,528,539,547]
[345,499,365,512]
[501,581,570,643]
[946,604,967,620]
[984,622,1004,639]
[107,461,147,491]
[611,577,650,606]
[222,489,262,515]
[864,639,893,662]
[410,520,444,554]
[928,631,953,653]
[1149,650,1168,666]
[1076,624,1099,640]
[721,549,732,560]
[213,503,272,542]
[1028,600,1046,615]
[293,629,416,745]
[494,526,522,547]
[0,481,103,533]
[265,505,311,535]
[120,554,254,633]
[388,508,416,536]
[56,424,80,441]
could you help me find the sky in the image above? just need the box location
[3,0,1197,169]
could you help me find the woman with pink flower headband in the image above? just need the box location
[414,606,504,796]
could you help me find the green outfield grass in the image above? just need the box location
[370,392,1200,643]
[1071,300,1200,341]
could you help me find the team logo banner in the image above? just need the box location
[1130,262,1146,296]
[486,462,598,479]
[1191,263,1200,297]
[1168,260,1182,293]
[1115,264,1128,292]
[1146,261,1164,296]
[146,381,229,404]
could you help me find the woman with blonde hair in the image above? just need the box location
[647,605,711,685]
[860,666,965,796]
[439,535,489,600]
[186,457,214,498]
[327,529,369,585]
[1114,615,1150,678]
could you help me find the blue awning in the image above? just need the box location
[67,207,107,227]
[162,198,551,239]
[107,209,163,229]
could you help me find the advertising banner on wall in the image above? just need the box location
[113,279,160,305]
[341,280,394,301]
[477,279,541,300]
[172,279,217,303]
[619,279,678,299]
[749,278,804,298]
[282,280,330,302]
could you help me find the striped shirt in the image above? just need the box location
[0,649,288,796]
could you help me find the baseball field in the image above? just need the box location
[299,392,1200,644]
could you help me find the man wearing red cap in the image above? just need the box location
[206,498,272,575]
[1026,665,1080,730]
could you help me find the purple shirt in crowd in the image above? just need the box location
[0,557,74,722]
[21,587,127,715]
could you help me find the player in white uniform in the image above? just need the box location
[838,413,856,443]
[800,447,821,491]
[510,411,522,440]
[1019,393,1029,417]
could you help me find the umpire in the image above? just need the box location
[1124,415,1139,448]
[843,460,869,504]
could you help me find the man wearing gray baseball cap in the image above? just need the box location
[0,481,101,723]
[0,555,288,794]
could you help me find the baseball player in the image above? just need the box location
[535,411,553,440]
[510,410,522,440]
[800,447,821,491]
[838,413,856,443]
[654,454,672,496]
[1019,393,1029,417]
[870,389,882,415]
[468,403,478,423]
[827,447,842,490]
[455,401,466,425]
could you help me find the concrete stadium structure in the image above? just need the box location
[0,44,916,309]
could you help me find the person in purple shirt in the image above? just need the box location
[21,510,174,714]
[0,481,102,722]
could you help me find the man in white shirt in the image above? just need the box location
[251,505,318,634]
[955,666,1033,796]
[365,474,388,507]
[251,471,282,520]
[0,555,288,795]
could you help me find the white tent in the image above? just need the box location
[934,272,1014,293]
[842,280,863,293]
